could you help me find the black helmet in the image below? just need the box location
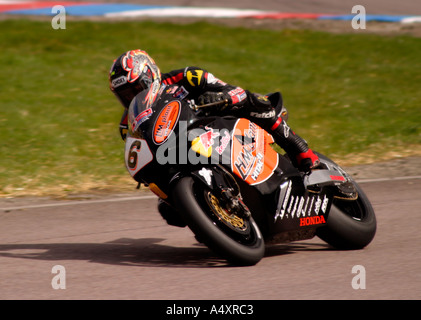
[109,49,161,108]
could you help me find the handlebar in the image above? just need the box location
[190,99,230,112]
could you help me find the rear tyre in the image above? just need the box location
[171,177,265,266]
[316,178,376,249]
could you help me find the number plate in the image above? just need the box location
[124,137,153,177]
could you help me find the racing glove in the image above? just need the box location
[197,92,230,107]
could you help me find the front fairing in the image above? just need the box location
[127,88,159,140]
[128,85,201,146]
[125,85,293,198]
[124,84,200,181]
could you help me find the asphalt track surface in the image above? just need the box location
[1,177,420,300]
[1,0,421,302]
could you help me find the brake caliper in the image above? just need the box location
[219,187,251,219]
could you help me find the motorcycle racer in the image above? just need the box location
[109,49,320,172]
[106,50,376,256]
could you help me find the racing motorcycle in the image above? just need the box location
[124,84,377,266]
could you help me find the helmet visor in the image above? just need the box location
[114,66,154,108]
[113,82,144,109]
[137,65,153,91]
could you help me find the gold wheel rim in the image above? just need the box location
[207,192,247,230]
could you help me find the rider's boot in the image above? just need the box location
[157,199,187,228]
[268,116,320,172]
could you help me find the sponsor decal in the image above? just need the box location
[111,75,127,88]
[231,119,279,185]
[300,215,326,226]
[186,69,204,87]
[250,110,276,119]
[215,131,231,155]
[283,121,290,138]
[228,87,244,96]
[276,180,292,220]
[198,167,213,185]
[192,126,220,158]
[275,186,330,227]
[251,153,264,181]
[166,85,178,94]
[228,87,247,104]
[153,101,181,145]
[173,86,189,100]
[132,108,153,132]
[330,175,346,181]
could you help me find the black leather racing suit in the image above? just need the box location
[119,66,319,171]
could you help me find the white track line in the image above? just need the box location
[1,175,420,211]
[0,195,157,211]
[356,175,421,183]
[104,7,266,18]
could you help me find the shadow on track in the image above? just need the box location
[0,238,331,268]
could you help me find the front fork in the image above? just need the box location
[189,165,252,220]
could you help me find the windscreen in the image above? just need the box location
[127,90,157,139]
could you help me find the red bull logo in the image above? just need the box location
[191,127,220,158]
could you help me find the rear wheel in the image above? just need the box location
[316,178,376,249]
[171,177,265,266]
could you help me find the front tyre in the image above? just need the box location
[171,177,265,266]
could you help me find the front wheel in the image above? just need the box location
[171,177,265,266]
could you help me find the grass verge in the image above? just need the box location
[0,19,420,197]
